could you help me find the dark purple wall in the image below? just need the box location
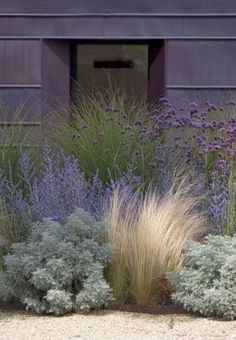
[0,17,235,38]
[42,40,70,109]
[0,0,236,117]
[0,40,41,84]
[1,0,236,13]
[0,39,42,121]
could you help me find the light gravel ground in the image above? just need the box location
[0,309,236,340]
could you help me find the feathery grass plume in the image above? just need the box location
[106,187,140,303]
[106,175,206,305]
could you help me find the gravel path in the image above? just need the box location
[0,309,236,340]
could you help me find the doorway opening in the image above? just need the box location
[70,40,165,102]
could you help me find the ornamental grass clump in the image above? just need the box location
[52,89,156,184]
[106,177,206,305]
[169,235,236,320]
[0,103,42,183]
[0,208,115,315]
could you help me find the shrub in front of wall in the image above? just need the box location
[169,235,236,320]
[0,208,116,315]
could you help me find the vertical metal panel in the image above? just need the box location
[42,40,70,108]
[0,40,41,84]
[148,41,165,102]
[167,40,236,86]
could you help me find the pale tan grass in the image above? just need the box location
[106,177,206,305]
[106,190,139,302]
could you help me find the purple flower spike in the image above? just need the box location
[81,123,88,129]
[105,106,118,113]
[211,104,217,111]
[226,100,236,106]
[190,101,198,108]
[52,214,60,222]
[159,97,169,105]
[167,108,177,116]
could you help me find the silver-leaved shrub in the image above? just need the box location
[0,208,116,315]
[169,235,236,320]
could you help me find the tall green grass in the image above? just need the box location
[0,104,42,183]
[52,89,156,183]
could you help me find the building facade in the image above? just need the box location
[0,0,236,123]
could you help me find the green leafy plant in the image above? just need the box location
[106,177,205,305]
[169,235,236,320]
[0,208,116,315]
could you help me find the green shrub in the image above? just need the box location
[0,208,115,315]
[169,235,236,320]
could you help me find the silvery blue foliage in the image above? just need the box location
[169,235,236,320]
[0,144,106,231]
[209,180,228,234]
[0,143,138,240]
[0,208,116,315]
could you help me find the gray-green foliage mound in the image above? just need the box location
[169,235,236,320]
[0,208,115,315]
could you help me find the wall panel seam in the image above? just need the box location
[0,36,236,40]
[1,13,236,17]
[167,85,236,89]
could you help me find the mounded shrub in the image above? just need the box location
[169,235,236,320]
[0,208,116,315]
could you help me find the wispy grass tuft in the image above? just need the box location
[106,176,206,305]
[52,88,156,183]
[0,103,42,183]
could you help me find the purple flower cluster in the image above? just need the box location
[134,97,236,233]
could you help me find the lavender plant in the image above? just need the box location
[0,145,106,229]
[0,143,141,243]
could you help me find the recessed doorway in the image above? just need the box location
[70,40,165,102]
